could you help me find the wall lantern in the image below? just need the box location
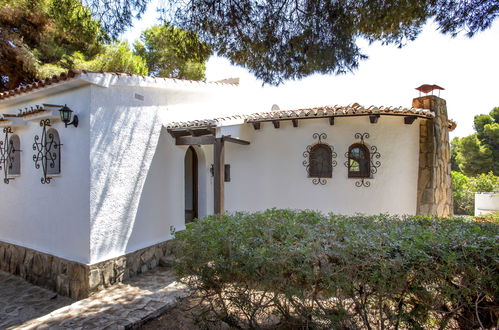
[59,105,78,128]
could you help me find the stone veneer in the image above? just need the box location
[413,95,453,217]
[0,239,175,299]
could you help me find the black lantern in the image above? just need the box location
[59,105,78,128]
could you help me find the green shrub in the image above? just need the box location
[452,171,499,215]
[174,210,498,329]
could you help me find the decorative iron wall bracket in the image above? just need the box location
[303,133,337,185]
[32,119,61,184]
[344,133,381,188]
[0,127,21,184]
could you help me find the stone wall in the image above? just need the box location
[0,241,89,299]
[0,240,175,299]
[87,240,175,295]
[413,95,453,216]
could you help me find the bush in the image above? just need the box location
[452,171,499,215]
[174,210,498,329]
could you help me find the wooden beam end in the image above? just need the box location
[404,116,417,125]
[369,115,380,124]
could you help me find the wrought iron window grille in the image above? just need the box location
[0,127,21,184]
[32,119,62,184]
[303,133,337,185]
[344,133,381,188]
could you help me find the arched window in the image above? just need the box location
[348,143,370,178]
[8,134,20,175]
[46,128,61,175]
[309,144,332,178]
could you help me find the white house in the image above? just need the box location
[0,71,454,298]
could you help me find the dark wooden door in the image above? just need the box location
[184,146,198,222]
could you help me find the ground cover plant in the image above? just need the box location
[174,209,498,329]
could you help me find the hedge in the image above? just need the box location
[174,210,498,329]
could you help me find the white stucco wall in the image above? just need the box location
[475,193,499,216]
[88,78,247,264]
[0,87,91,263]
[223,116,421,215]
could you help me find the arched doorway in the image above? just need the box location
[184,146,198,223]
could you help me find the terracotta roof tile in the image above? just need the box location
[0,70,80,101]
[166,104,437,129]
[0,70,238,102]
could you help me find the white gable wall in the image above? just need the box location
[88,81,241,264]
[0,86,91,263]
[223,116,420,215]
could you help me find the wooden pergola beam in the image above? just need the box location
[168,129,192,138]
[190,127,215,136]
[272,120,280,129]
[223,136,250,145]
[329,117,335,125]
[252,122,261,130]
[175,135,215,145]
[292,119,299,127]
[214,138,225,214]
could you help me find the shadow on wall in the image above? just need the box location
[126,131,209,253]
[89,104,162,263]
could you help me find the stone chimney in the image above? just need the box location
[413,86,453,217]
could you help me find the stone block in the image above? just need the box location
[101,262,115,286]
[423,188,435,204]
[57,274,70,297]
[159,256,175,268]
[69,280,82,300]
[88,268,102,290]
[140,248,155,264]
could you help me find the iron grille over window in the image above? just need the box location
[309,144,333,178]
[46,128,61,175]
[0,127,21,184]
[8,134,21,176]
[344,133,381,187]
[303,133,337,185]
[347,144,370,178]
[33,119,61,184]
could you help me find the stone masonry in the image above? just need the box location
[413,95,453,216]
[0,239,175,299]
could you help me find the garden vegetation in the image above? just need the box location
[174,209,498,329]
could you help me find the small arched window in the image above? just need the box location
[8,134,20,175]
[309,144,332,178]
[348,144,370,178]
[46,128,61,175]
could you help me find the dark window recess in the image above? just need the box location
[309,144,332,178]
[224,164,230,182]
[348,144,370,178]
[8,134,21,175]
[210,164,231,182]
[46,128,61,175]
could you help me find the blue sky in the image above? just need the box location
[122,1,499,138]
